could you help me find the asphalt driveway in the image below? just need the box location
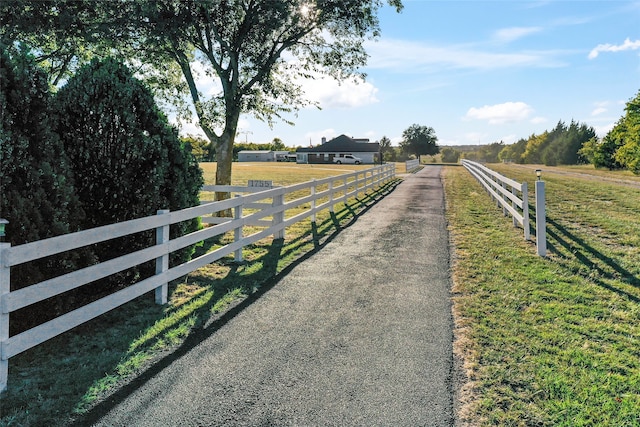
[84,166,454,426]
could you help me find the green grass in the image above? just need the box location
[0,162,400,427]
[446,164,640,426]
[8,161,638,426]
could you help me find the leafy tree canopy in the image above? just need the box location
[612,90,640,173]
[270,137,286,151]
[498,138,527,164]
[400,124,439,158]
[378,135,396,161]
[182,134,212,162]
[2,0,404,195]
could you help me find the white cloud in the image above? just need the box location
[363,130,378,140]
[174,118,204,137]
[304,128,337,146]
[463,132,489,144]
[530,116,548,124]
[500,134,519,144]
[390,135,403,146]
[192,61,223,96]
[438,137,461,146]
[365,39,567,71]
[493,27,543,43]
[594,122,615,137]
[590,101,613,116]
[298,75,379,109]
[465,102,534,124]
[187,59,379,119]
[588,38,640,59]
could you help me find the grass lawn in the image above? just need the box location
[0,162,401,427]
[446,163,640,426]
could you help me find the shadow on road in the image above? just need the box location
[72,178,402,426]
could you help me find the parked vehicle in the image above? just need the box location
[276,153,297,162]
[333,154,362,164]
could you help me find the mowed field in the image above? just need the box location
[200,161,375,185]
[446,163,640,426]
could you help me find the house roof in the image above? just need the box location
[296,134,380,153]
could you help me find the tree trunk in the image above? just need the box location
[215,130,234,203]
[213,103,240,214]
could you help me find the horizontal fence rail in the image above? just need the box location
[462,159,530,240]
[405,159,420,172]
[0,164,396,392]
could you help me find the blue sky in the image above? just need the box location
[180,1,640,147]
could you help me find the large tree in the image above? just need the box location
[137,0,403,199]
[0,0,133,85]
[2,0,403,200]
[400,124,439,159]
[612,90,640,173]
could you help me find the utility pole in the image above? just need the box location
[237,130,253,143]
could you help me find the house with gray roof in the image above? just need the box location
[296,135,380,164]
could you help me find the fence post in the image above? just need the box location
[155,210,170,305]
[535,180,547,256]
[1,238,11,392]
[329,180,334,213]
[511,186,518,226]
[273,191,285,240]
[311,179,317,223]
[502,182,508,216]
[343,177,348,204]
[234,195,243,262]
[522,182,530,241]
[354,173,359,199]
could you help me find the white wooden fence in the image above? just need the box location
[0,164,395,392]
[405,159,420,172]
[461,159,530,240]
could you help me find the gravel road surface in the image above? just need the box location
[85,166,454,426]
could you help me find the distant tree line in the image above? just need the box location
[182,135,295,162]
[459,89,640,173]
[459,120,596,165]
[0,47,203,333]
[495,120,596,166]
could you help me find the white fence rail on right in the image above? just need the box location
[462,159,530,240]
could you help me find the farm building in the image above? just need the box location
[238,150,275,162]
[296,135,380,164]
[237,150,291,162]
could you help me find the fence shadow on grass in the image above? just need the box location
[544,216,640,304]
[71,178,401,426]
